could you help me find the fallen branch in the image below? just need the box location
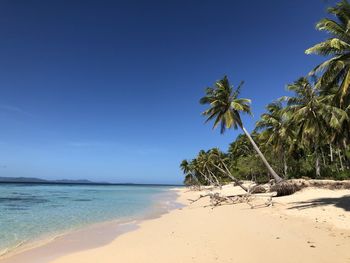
[189,190,277,209]
[188,194,211,204]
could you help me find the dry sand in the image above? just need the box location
[45,184,350,263]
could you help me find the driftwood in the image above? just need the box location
[188,194,212,204]
[208,193,254,208]
[189,191,275,209]
[189,179,350,209]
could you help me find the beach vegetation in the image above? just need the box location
[181,0,350,188]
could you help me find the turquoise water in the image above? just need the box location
[0,183,176,255]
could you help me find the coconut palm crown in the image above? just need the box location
[200,76,283,183]
[199,76,250,133]
[306,0,350,106]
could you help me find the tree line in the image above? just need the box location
[181,0,350,186]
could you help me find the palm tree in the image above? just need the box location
[305,0,350,107]
[180,159,198,186]
[208,148,248,191]
[196,150,221,186]
[285,77,348,177]
[189,158,210,185]
[255,101,292,178]
[228,134,254,159]
[200,76,283,183]
[180,159,191,175]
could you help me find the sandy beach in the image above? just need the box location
[2,1,350,262]
[2,184,350,263]
[11,184,347,263]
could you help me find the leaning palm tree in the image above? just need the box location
[305,0,350,106]
[196,150,221,186]
[200,76,283,183]
[208,148,248,191]
[189,156,213,185]
[255,101,292,178]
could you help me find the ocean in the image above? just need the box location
[0,183,178,256]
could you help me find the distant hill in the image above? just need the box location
[0,177,102,184]
[0,177,182,186]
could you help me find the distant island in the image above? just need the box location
[0,177,182,186]
[0,176,106,184]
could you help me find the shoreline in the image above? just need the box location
[0,188,182,263]
[51,184,350,263]
[2,184,350,263]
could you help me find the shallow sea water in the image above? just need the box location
[0,183,176,255]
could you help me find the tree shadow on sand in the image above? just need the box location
[287,195,350,212]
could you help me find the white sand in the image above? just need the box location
[47,185,350,263]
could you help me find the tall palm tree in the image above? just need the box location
[285,77,348,177]
[200,76,283,183]
[305,0,350,106]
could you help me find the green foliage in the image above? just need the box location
[199,76,250,133]
[180,0,350,186]
[231,155,265,179]
[228,134,254,158]
[333,170,350,180]
[306,0,350,106]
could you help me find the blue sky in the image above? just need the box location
[0,0,333,184]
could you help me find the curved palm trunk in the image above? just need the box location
[241,126,283,183]
[207,168,221,187]
[198,170,214,185]
[212,163,248,192]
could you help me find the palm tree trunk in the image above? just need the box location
[207,168,221,187]
[338,150,344,171]
[212,163,248,192]
[330,144,333,163]
[316,156,321,178]
[315,145,321,178]
[283,151,288,179]
[198,170,214,185]
[241,126,283,183]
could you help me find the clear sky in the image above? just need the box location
[0,0,333,184]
